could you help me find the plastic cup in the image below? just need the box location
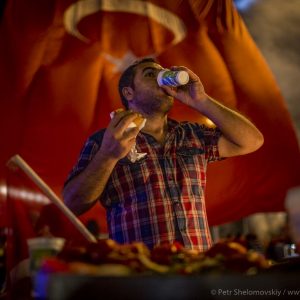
[157,69,189,87]
[27,237,65,274]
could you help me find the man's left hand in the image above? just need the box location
[161,66,207,110]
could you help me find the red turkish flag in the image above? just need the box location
[0,0,299,236]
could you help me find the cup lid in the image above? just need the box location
[27,237,65,250]
[176,71,189,85]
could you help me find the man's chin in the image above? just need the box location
[161,97,174,114]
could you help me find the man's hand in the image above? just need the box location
[160,66,207,110]
[99,110,140,160]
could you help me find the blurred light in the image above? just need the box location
[0,184,7,196]
[234,0,259,11]
[0,184,50,204]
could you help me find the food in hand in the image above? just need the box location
[111,108,146,130]
[110,108,147,162]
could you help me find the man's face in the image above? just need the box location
[128,62,174,116]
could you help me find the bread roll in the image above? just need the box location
[112,108,146,130]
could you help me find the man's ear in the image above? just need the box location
[122,86,134,101]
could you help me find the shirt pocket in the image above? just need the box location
[175,147,206,184]
[116,155,149,190]
[176,147,204,160]
[104,156,148,206]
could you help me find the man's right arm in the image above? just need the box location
[63,110,141,215]
[63,151,118,215]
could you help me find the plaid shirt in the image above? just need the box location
[66,119,223,251]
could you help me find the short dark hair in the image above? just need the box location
[118,57,157,109]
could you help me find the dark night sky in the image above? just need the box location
[237,0,300,142]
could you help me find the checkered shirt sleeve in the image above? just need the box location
[195,124,223,162]
[64,132,102,186]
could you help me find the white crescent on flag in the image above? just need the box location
[63,0,187,45]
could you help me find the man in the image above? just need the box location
[63,58,264,251]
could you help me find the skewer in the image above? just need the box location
[7,154,97,243]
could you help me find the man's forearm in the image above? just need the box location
[63,152,118,215]
[195,95,264,154]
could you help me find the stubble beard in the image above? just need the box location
[133,87,173,116]
[143,95,173,116]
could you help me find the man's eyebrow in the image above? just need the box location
[142,66,159,74]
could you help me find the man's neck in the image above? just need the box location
[141,114,168,144]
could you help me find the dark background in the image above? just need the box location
[236,0,300,142]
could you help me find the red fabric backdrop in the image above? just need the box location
[1,0,300,232]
